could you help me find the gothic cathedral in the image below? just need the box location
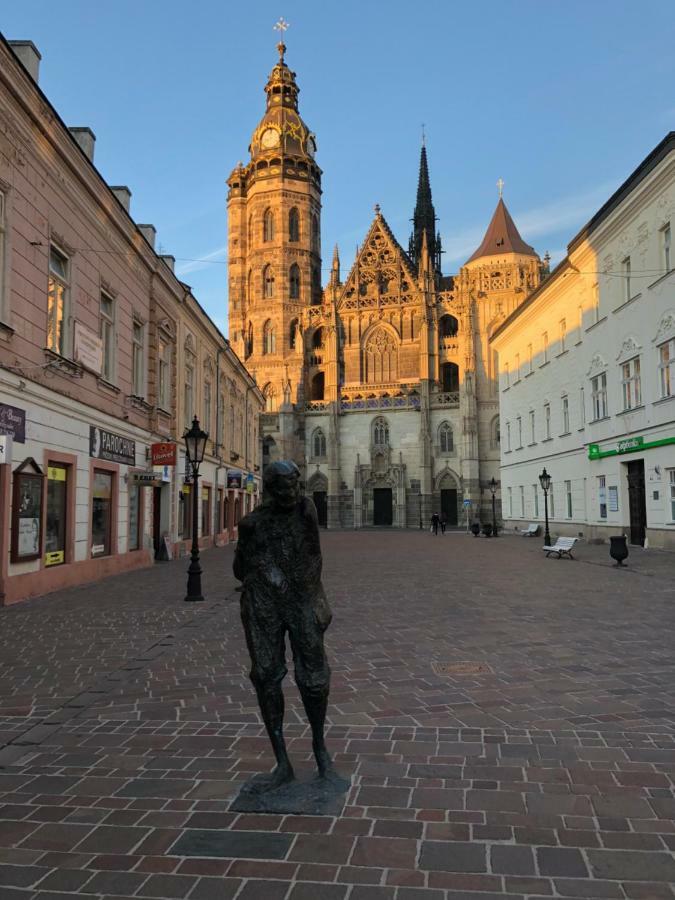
[228,41,546,528]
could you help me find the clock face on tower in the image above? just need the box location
[261,127,280,149]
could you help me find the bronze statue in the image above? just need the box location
[233,460,339,795]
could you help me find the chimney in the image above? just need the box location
[8,41,41,83]
[110,186,131,212]
[69,127,96,162]
[159,254,176,272]
[138,224,156,249]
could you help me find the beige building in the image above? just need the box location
[228,42,547,527]
[492,133,675,550]
[0,38,262,605]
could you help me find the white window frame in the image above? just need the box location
[203,380,211,434]
[598,474,607,519]
[527,343,533,374]
[184,361,194,428]
[47,244,69,356]
[100,291,115,382]
[439,422,454,454]
[514,353,520,382]
[516,416,522,449]
[559,318,567,353]
[0,189,7,322]
[565,480,573,518]
[663,223,671,273]
[507,486,513,517]
[658,338,674,398]
[506,421,511,452]
[561,395,570,434]
[533,484,539,518]
[621,356,641,410]
[529,409,535,444]
[542,331,549,364]
[158,340,172,410]
[132,320,146,398]
[519,485,525,518]
[544,403,551,440]
[591,372,607,420]
[622,255,631,301]
[579,387,586,427]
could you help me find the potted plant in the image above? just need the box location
[609,535,629,566]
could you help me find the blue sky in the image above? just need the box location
[2,1,674,334]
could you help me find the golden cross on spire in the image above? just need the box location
[497,177,505,199]
[273,17,290,60]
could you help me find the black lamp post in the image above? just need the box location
[489,477,498,537]
[183,416,208,602]
[539,467,552,546]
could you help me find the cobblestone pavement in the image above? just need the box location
[1,532,675,899]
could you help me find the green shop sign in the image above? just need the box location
[588,434,675,460]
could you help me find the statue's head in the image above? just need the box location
[263,460,301,511]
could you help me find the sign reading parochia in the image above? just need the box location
[90,426,136,465]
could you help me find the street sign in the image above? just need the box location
[462,499,472,507]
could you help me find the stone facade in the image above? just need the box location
[228,43,546,527]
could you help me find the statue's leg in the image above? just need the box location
[251,677,295,789]
[290,608,333,777]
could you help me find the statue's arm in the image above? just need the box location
[233,517,253,581]
[301,497,323,584]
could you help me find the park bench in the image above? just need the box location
[522,523,539,537]
[543,536,577,559]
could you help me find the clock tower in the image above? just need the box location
[227,38,322,415]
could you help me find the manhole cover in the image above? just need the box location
[432,661,493,675]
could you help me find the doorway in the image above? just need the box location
[626,460,646,546]
[313,491,327,527]
[152,486,162,559]
[373,488,393,526]
[441,488,458,526]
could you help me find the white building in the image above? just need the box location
[491,133,675,550]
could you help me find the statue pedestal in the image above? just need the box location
[230,770,350,816]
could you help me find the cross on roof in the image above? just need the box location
[274,17,290,34]
[497,177,505,199]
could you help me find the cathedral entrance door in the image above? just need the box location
[441,489,458,526]
[313,491,327,528]
[373,488,393,526]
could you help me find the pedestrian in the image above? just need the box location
[440,513,446,534]
[431,512,440,535]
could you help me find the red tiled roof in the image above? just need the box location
[466,198,536,263]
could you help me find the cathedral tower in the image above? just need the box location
[227,39,322,414]
[409,142,442,274]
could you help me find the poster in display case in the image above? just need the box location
[11,458,44,563]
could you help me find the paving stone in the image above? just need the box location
[489,844,535,875]
[288,834,355,865]
[0,863,49,886]
[351,836,417,869]
[536,847,589,877]
[171,829,293,859]
[82,870,148,894]
[236,880,289,900]
[186,877,242,900]
[288,884,349,899]
[419,841,487,873]
[136,872,197,897]
[115,779,195,799]
[587,849,675,882]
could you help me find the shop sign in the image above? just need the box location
[0,403,25,443]
[151,442,176,466]
[246,474,255,494]
[227,470,243,489]
[90,426,136,465]
[74,322,103,374]
[589,434,675,461]
[618,436,644,453]
[0,434,13,465]
[45,550,64,567]
[131,471,161,486]
[152,464,171,482]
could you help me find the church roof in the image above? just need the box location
[466,198,536,263]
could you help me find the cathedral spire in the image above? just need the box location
[409,142,441,273]
[330,244,340,287]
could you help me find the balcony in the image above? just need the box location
[431,391,460,408]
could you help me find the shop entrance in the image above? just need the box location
[441,489,458,526]
[373,488,393,526]
[626,460,646,546]
[313,491,327,527]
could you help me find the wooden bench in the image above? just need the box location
[543,536,577,559]
[522,523,539,537]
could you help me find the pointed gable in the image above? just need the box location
[466,198,536,264]
[339,209,417,306]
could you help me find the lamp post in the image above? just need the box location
[183,416,208,602]
[539,467,552,546]
[489,477,498,537]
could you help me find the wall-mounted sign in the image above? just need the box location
[151,442,176,466]
[90,426,135,465]
[131,471,161,486]
[617,436,644,454]
[0,403,25,443]
[227,470,243,489]
[246,474,255,494]
[74,322,103,374]
[589,435,675,460]
[11,457,44,563]
[152,465,171,482]
[0,434,13,465]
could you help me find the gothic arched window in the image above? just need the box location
[364,327,398,384]
[439,421,454,453]
[245,321,253,359]
[439,314,459,337]
[491,415,501,449]
[311,213,319,246]
[311,371,325,400]
[263,265,274,298]
[312,327,324,349]
[262,383,276,412]
[373,416,389,447]
[289,264,301,299]
[263,209,274,242]
[289,207,300,242]
[262,320,276,355]
[312,427,327,458]
[441,362,459,392]
[289,318,299,349]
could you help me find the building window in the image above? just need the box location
[562,395,570,433]
[504,362,509,388]
[91,470,113,557]
[542,331,549,364]
[47,245,69,355]
[592,282,600,323]
[203,380,211,434]
[533,484,539,518]
[559,318,567,353]
[514,353,520,381]
[507,487,513,517]
[577,305,584,340]
[669,470,675,521]
[218,392,225,449]
[506,421,511,452]
[591,372,607,419]
[181,485,192,540]
[128,482,141,551]
[549,481,555,518]
[289,207,300,242]
[263,320,276,354]
[289,263,301,299]
[263,209,274,242]
[201,486,211,537]
[621,356,641,410]
[45,463,68,566]
[312,427,327,458]
[373,417,389,446]
[516,416,522,448]
[263,264,275,298]
[622,256,631,301]
[184,363,194,428]
[527,343,533,373]
[491,416,500,449]
[544,403,551,439]
[529,409,535,444]
[565,480,573,518]
[100,292,115,381]
[0,189,7,321]
[289,318,299,350]
[659,338,674,398]
[663,223,672,272]
[598,475,607,519]
[132,321,145,397]
[579,386,586,426]
[519,485,525,517]
[158,340,171,410]
[439,421,454,454]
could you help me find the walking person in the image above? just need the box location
[440,513,446,534]
[431,512,440,535]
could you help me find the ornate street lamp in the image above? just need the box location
[489,477,498,538]
[539,467,552,546]
[183,416,208,602]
